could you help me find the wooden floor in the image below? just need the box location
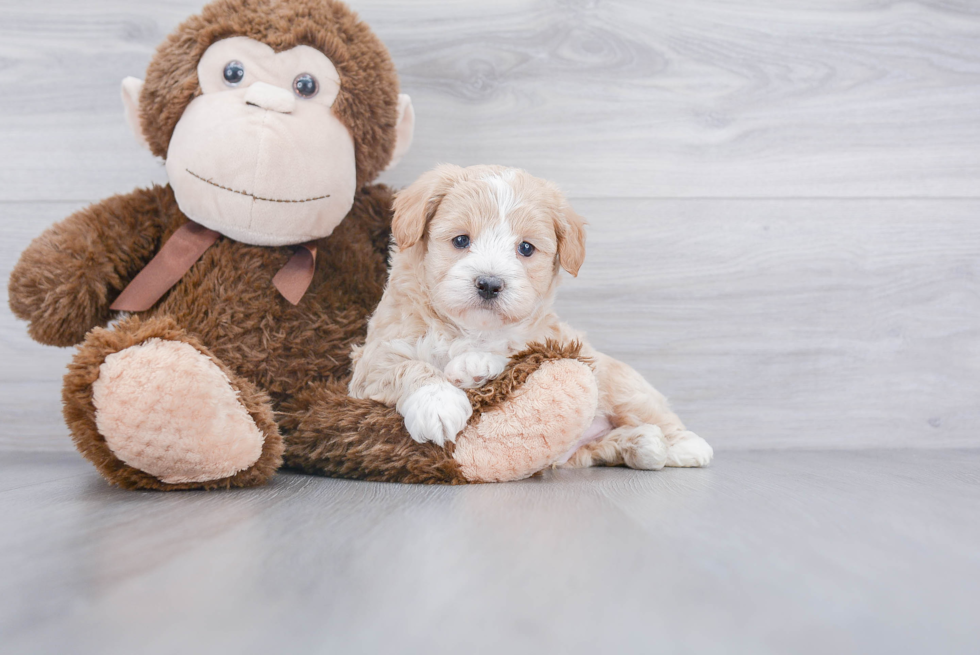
[2,449,979,654]
[1,1,979,652]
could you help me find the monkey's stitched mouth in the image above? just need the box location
[186,169,330,203]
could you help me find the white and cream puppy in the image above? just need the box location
[349,164,712,470]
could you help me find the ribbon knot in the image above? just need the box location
[110,220,318,312]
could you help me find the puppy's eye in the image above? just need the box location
[223,61,245,86]
[452,235,470,249]
[518,241,535,257]
[293,74,319,98]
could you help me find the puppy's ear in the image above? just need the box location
[556,205,587,276]
[392,164,466,249]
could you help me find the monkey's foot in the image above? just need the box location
[92,338,265,484]
[453,359,599,482]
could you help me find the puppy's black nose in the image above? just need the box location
[475,276,504,300]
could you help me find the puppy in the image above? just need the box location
[349,164,712,470]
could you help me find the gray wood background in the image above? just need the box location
[3,3,980,653]
[1,0,979,451]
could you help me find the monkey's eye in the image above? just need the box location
[518,241,536,257]
[293,74,319,98]
[223,61,245,86]
[452,235,470,249]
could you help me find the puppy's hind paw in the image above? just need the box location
[665,431,713,468]
[622,424,669,471]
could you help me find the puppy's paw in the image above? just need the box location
[622,424,669,471]
[444,352,509,389]
[400,382,473,446]
[665,431,713,467]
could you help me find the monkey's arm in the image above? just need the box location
[283,341,599,484]
[8,185,176,347]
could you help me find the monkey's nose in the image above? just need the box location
[244,82,296,114]
[475,276,504,300]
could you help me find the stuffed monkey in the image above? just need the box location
[7,0,598,489]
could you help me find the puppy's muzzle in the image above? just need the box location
[475,275,504,301]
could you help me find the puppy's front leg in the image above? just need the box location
[398,375,472,447]
[350,345,471,447]
[444,352,509,389]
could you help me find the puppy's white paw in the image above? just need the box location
[665,431,713,467]
[444,352,509,389]
[399,382,473,446]
[623,424,669,471]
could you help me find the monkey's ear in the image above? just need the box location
[384,94,415,171]
[392,164,465,249]
[121,77,151,151]
[557,205,587,277]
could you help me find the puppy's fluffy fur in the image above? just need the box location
[350,164,712,470]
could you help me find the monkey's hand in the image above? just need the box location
[8,186,174,347]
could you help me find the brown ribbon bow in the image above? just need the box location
[110,221,318,312]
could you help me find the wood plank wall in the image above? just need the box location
[1,0,978,451]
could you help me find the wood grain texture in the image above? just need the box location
[2,5,978,652]
[2,449,978,654]
[4,198,978,451]
[558,197,980,450]
[0,1,978,200]
[1,1,978,450]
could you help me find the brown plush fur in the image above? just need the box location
[8,187,176,347]
[141,0,400,188]
[280,381,466,484]
[12,182,396,489]
[281,340,587,484]
[64,315,284,490]
[7,0,586,490]
[468,340,586,419]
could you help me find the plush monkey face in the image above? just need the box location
[165,37,359,245]
[121,0,414,247]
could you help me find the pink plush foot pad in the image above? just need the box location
[92,338,264,484]
[453,359,599,482]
